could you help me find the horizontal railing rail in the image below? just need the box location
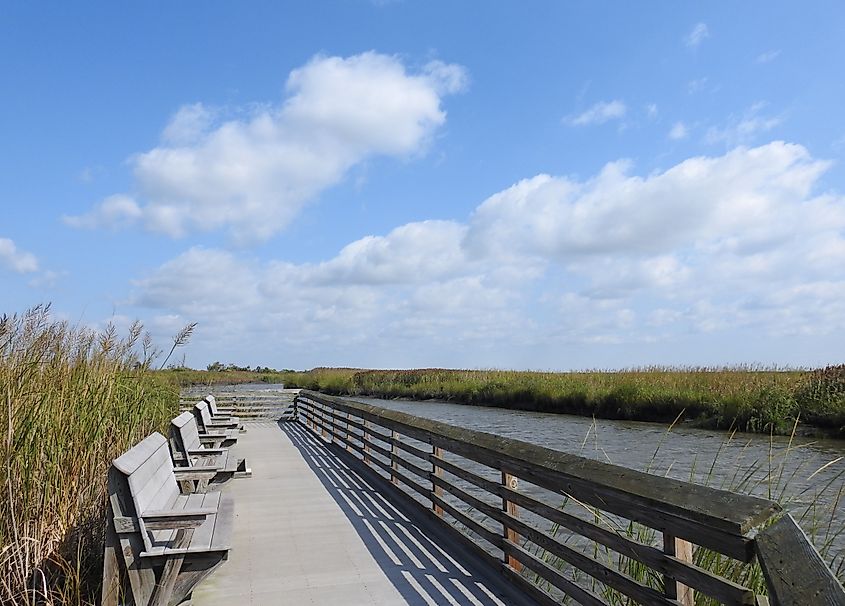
[294,390,845,606]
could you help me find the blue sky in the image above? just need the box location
[2,2,845,370]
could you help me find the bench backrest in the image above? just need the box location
[113,432,179,514]
[204,395,219,415]
[194,400,213,430]
[170,411,202,463]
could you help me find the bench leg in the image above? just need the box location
[149,528,193,606]
[101,516,121,606]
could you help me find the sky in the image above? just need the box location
[2,2,845,370]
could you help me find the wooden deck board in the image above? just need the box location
[189,421,538,606]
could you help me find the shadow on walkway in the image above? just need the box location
[278,420,536,606]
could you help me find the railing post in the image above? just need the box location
[345,411,351,452]
[320,403,329,440]
[363,420,371,465]
[432,446,443,517]
[390,430,399,486]
[501,470,522,572]
[663,533,694,606]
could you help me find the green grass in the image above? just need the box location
[278,367,845,437]
[0,306,179,605]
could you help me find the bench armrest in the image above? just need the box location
[173,467,221,477]
[199,433,228,441]
[189,448,227,455]
[141,508,214,530]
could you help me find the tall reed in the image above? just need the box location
[0,305,179,605]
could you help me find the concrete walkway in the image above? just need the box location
[190,421,536,606]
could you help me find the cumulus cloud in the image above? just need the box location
[66,52,467,243]
[465,142,831,260]
[0,237,38,273]
[127,142,845,367]
[567,100,626,126]
[685,22,709,48]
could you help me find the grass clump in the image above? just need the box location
[0,305,180,605]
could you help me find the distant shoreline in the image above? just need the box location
[165,366,845,439]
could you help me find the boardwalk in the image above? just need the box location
[190,419,537,606]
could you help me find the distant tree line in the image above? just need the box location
[205,361,282,373]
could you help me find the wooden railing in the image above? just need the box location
[293,390,845,606]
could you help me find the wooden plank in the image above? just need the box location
[755,513,845,606]
[391,436,431,461]
[430,493,502,548]
[505,513,678,606]
[100,509,120,606]
[502,471,522,573]
[113,432,169,475]
[664,533,695,606]
[499,483,755,604]
[149,528,193,606]
[432,446,444,517]
[210,494,235,551]
[503,541,609,606]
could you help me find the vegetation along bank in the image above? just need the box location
[173,365,845,438]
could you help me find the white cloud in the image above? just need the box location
[0,238,38,273]
[567,100,626,126]
[66,52,467,243]
[705,102,781,146]
[756,50,781,64]
[646,104,658,119]
[685,22,709,48]
[161,103,218,144]
[668,122,688,140]
[63,194,142,230]
[465,142,831,261]
[127,142,845,367]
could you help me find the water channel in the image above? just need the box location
[190,384,845,565]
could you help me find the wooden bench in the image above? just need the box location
[170,411,251,492]
[204,394,237,421]
[194,401,242,439]
[101,432,234,606]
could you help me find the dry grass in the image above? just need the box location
[0,305,179,605]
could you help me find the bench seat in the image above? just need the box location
[144,491,233,556]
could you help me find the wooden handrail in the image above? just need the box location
[294,390,845,606]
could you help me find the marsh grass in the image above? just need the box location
[0,306,180,605]
[281,366,845,437]
[527,418,845,604]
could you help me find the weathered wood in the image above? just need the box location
[502,471,522,573]
[297,391,779,561]
[390,430,399,486]
[149,528,193,606]
[664,532,695,605]
[105,432,234,606]
[755,513,845,606]
[432,446,444,517]
[296,392,779,606]
[499,482,755,604]
[100,510,121,606]
[503,541,609,606]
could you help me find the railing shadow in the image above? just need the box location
[278,419,533,606]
